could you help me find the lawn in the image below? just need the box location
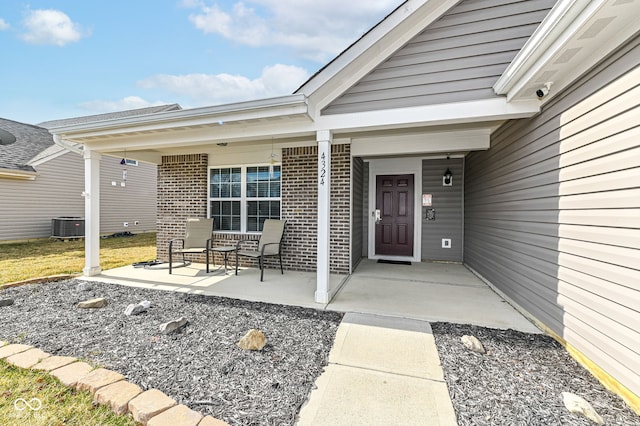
[0,232,156,285]
[0,360,137,426]
[0,232,156,425]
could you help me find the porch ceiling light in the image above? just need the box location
[443,168,453,186]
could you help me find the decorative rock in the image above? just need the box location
[160,317,188,334]
[562,392,604,424]
[147,404,203,426]
[94,380,143,415]
[128,388,177,424]
[76,282,93,291]
[0,298,14,307]
[78,297,107,308]
[124,300,151,316]
[461,335,485,353]
[5,348,50,368]
[237,329,266,351]
[75,367,125,394]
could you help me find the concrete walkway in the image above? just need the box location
[297,313,457,426]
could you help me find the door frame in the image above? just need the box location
[368,157,422,262]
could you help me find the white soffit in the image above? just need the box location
[495,0,640,102]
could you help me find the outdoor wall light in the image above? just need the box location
[443,168,453,186]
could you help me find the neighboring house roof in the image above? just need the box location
[38,104,182,129]
[0,104,182,178]
[0,118,53,176]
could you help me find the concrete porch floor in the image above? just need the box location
[81,259,539,333]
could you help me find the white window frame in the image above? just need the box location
[207,164,281,234]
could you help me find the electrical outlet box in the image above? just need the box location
[442,238,451,248]
[123,222,129,227]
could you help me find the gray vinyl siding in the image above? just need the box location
[0,152,157,241]
[464,34,640,397]
[0,152,84,240]
[323,0,555,115]
[422,158,463,262]
[351,156,364,271]
[363,161,369,257]
[99,155,157,234]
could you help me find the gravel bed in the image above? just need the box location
[1,280,638,426]
[431,322,639,426]
[0,279,343,426]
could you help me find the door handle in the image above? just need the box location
[374,209,382,224]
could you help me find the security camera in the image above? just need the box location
[536,82,552,99]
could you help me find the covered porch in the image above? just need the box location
[81,259,539,333]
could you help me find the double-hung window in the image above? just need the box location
[209,165,281,232]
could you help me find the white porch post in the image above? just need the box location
[316,130,332,303]
[83,149,102,276]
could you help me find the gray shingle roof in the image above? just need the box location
[1,104,182,172]
[38,104,182,129]
[0,118,53,172]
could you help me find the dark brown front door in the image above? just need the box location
[375,174,414,256]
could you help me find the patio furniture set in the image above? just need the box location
[168,218,286,281]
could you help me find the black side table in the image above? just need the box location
[211,246,237,274]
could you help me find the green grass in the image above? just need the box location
[0,360,137,426]
[0,233,157,424]
[0,232,157,285]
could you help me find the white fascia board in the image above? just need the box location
[493,0,607,100]
[301,0,459,111]
[352,129,491,157]
[77,97,539,152]
[49,94,309,139]
[79,116,317,152]
[29,148,67,167]
[316,98,540,133]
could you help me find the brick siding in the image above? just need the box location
[281,144,351,274]
[156,146,351,275]
[157,154,208,261]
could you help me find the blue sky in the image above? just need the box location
[0,0,398,124]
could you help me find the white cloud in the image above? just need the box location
[0,18,10,30]
[20,9,87,46]
[137,64,310,105]
[186,0,398,62]
[79,96,168,113]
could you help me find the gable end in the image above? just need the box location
[322,0,556,115]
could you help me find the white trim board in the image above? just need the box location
[352,128,490,157]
